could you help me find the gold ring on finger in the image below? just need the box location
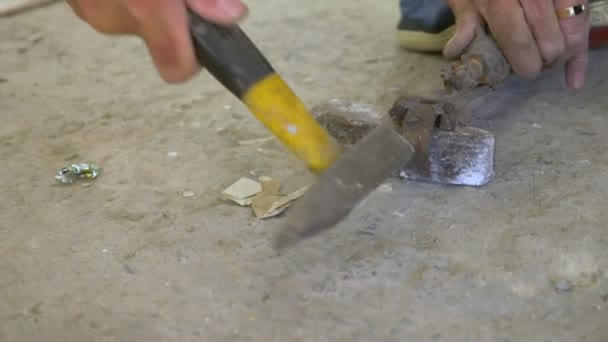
[556,4,588,20]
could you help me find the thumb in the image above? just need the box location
[186,0,248,25]
[443,0,484,59]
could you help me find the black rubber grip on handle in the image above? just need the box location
[187,8,275,99]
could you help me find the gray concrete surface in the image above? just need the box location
[1,1,608,341]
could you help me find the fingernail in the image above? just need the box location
[571,71,586,90]
[445,35,456,50]
[219,0,247,20]
[443,35,457,58]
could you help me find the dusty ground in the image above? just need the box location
[1,1,608,341]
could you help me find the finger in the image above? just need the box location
[565,48,589,89]
[128,0,201,83]
[186,0,248,25]
[476,0,543,79]
[520,0,565,64]
[554,0,591,89]
[443,0,485,59]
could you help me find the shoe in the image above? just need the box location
[396,0,456,52]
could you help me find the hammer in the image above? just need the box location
[184,9,508,249]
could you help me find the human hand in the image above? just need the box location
[443,0,591,90]
[66,0,248,83]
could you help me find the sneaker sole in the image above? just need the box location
[396,25,456,52]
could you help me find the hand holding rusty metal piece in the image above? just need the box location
[441,27,511,92]
[444,0,591,90]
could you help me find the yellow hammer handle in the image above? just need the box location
[243,74,343,173]
[187,11,341,172]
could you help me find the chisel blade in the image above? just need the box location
[274,123,415,250]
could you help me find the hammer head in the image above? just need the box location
[311,98,495,187]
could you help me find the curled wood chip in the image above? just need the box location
[258,176,282,193]
[252,183,312,219]
[252,193,285,218]
[222,176,310,219]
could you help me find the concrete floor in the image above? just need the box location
[1,1,608,341]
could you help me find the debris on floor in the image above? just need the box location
[377,183,393,192]
[54,163,100,184]
[553,279,575,293]
[254,183,310,219]
[221,176,311,219]
[221,177,264,206]
[251,177,285,218]
[237,136,274,146]
[182,191,195,198]
[0,0,57,16]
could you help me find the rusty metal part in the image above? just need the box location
[390,97,449,178]
[311,98,495,187]
[441,27,511,92]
